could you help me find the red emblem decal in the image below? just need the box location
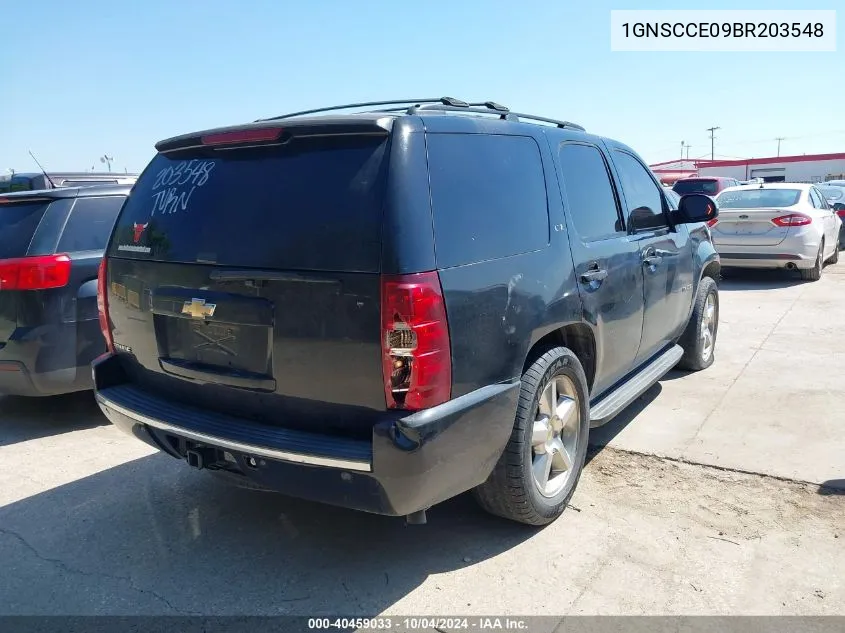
[132,222,149,243]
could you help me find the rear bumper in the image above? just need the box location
[0,331,95,397]
[92,353,520,516]
[716,252,817,269]
[715,231,820,269]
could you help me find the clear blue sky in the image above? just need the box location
[0,0,842,174]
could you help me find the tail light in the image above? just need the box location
[201,127,284,146]
[381,271,451,411]
[97,260,114,353]
[836,209,845,219]
[706,218,718,227]
[772,213,812,227]
[0,254,71,291]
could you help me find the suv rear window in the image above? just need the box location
[109,135,389,272]
[673,179,719,195]
[0,201,50,258]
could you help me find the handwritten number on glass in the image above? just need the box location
[150,160,216,215]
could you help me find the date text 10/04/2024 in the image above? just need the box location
[307,617,529,630]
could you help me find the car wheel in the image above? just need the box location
[801,242,824,281]
[473,346,590,526]
[676,276,719,371]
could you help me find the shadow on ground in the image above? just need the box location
[0,452,536,615]
[0,392,107,447]
[818,480,845,495]
[718,267,806,291]
[585,383,663,466]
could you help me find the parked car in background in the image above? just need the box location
[819,184,845,248]
[0,185,130,396]
[0,172,137,193]
[712,183,840,281]
[673,176,741,198]
[92,97,720,526]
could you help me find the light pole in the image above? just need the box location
[100,154,114,172]
[706,127,720,160]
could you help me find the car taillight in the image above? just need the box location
[706,218,718,227]
[97,260,114,353]
[836,209,845,219]
[381,271,451,411]
[0,254,71,291]
[201,127,284,146]
[772,213,812,227]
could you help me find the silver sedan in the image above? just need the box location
[711,183,842,281]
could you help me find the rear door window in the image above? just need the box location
[0,201,51,258]
[110,135,389,272]
[427,134,549,268]
[57,196,125,252]
[557,143,623,242]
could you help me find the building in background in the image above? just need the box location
[651,152,845,185]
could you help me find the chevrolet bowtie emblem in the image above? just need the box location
[182,298,217,319]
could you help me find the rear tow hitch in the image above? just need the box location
[185,447,216,470]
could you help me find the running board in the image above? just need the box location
[589,344,684,428]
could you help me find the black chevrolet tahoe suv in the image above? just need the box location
[0,185,130,396]
[93,98,720,526]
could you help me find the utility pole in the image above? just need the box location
[706,126,720,160]
[775,137,785,157]
[100,154,114,172]
[680,140,685,160]
[683,143,691,160]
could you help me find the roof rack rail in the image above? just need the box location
[256,97,469,122]
[407,103,585,131]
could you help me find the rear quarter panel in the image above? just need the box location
[428,124,583,397]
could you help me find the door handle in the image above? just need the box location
[642,254,662,267]
[580,266,608,284]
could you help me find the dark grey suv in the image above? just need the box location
[92,98,720,525]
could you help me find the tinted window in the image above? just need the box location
[558,143,622,242]
[0,201,50,258]
[7,176,37,192]
[613,151,667,231]
[56,196,125,252]
[427,134,548,268]
[110,136,388,272]
[716,189,802,208]
[673,179,719,195]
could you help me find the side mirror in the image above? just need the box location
[675,193,718,225]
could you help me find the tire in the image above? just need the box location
[826,240,839,264]
[473,346,590,526]
[800,241,823,281]
[676,276,719,371]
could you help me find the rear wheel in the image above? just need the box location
[473,347,590,526]
[801,242,824,281]
[677,276,719,371]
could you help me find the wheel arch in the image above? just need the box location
[523,323,596,393]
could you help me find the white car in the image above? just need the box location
[711,183,842,281]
